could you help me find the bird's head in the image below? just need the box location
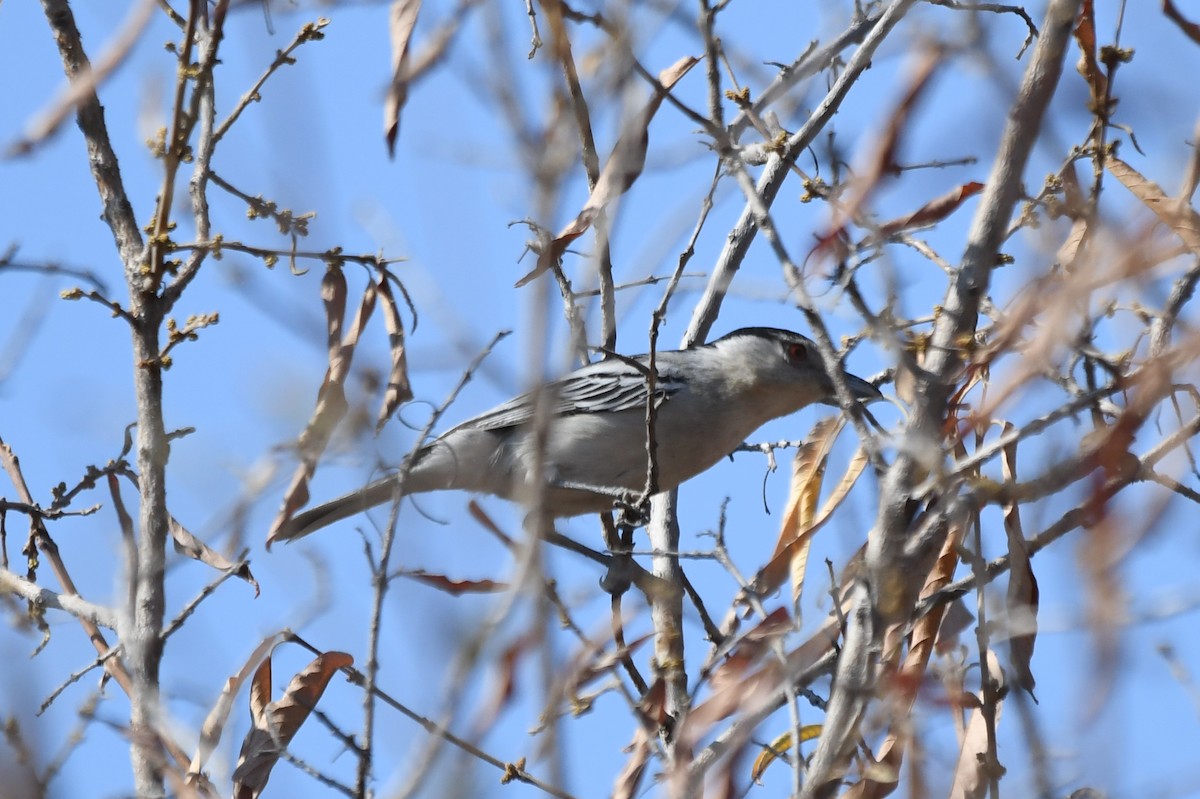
[707,327,882,412]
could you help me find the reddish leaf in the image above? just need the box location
[399,569,507,595]
[875,182,984,239]
[1073,1,1110,115]
[1163,0,1200,45]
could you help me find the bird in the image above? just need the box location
[269,327,880,543]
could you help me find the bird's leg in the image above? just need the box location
[598,507,643,596]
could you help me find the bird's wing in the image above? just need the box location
[452,357,687,433]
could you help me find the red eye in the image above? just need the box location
[787,342,807,362]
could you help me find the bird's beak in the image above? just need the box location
[820,370,882,406]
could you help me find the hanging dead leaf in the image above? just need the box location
[750,725,823,783]
[680,608,792,745]
[1001,428,1038,701]
[947,651,1005,799]
[398,569,507,595]
[320,267,347,366]
[189,632,289,778]
[810,49,943,260]
[750,419,868,601]
[775,418,840,605]
[268,282,378,545]
[168,516,258,594]
[874,182,984,240]
[375,276,414,433]
[842,519,966,799]
[383,0,422,156]
[1073,1,1110,115]
[232,650,353,799]
[1107,155,1200,256]
[515,55,698,287]
[611,678,666,799]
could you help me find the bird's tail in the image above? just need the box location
[268,473,407,545]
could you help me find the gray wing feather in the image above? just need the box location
[450,359,685,433]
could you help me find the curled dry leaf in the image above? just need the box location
[232,650,353,799]
[268,282,377,546]
[169,516,258,594]
[189,632,289,778]
[515,55,699,287]
[873,181,985,240]
[1073,0,1109,115]
[320,267,347,365]
[769,418,841,606]
[384,0,422,156]
[1001,427,1039,701]
[946,650,1005,799]
[750,418,869,602]
[811,49,943,258]
[375,276,414,434]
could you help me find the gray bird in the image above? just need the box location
[271,327,880,542]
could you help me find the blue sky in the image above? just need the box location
[3,1,1200,797]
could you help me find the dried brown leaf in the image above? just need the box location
[1107,155,1200,255]
[751,420,868,599]
[1001,428,1038,700]
[333,281,378,384]
[268,282,378,544]
[842,521,965,799]
[776,419,838,605]
[1163,0,1200,45]
[399,569,507,595]
[947,651,1005,799]
[384,0,423,156]
[320,267,347,366]
[1073,0,1109,114]
[189,632,288,778]
[375,276,414,433]
[232,651,353,799]
[515,55,698,287]
[611,679,668,799]
[875,182,984,239]
[811,49,942,258]
[168,516,258,594]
